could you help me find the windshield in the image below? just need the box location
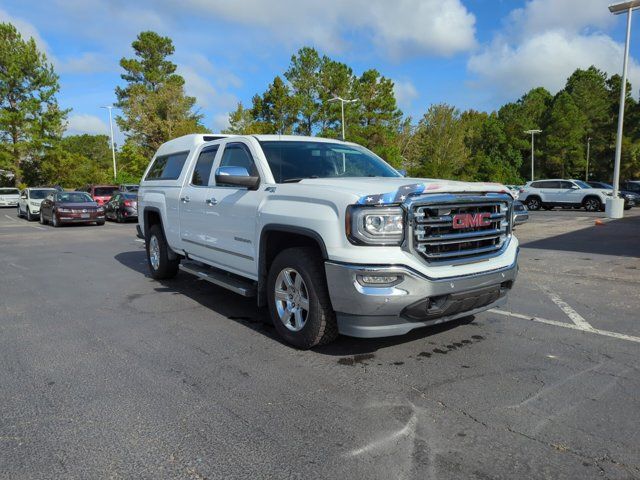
[29,189,55,199]
[57,192,93,203]
[94,187,118,196]
[259,141,401,183]
[122,193,137,199]
[0,188,19,195]
[574,180,592,189]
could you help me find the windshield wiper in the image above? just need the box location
[282,176,319,183]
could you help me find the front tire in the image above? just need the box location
[267,247,338,349]
[583,197,602,212]
[52,211,60,228]
[17,205,22,218]
[39,211,46,225]
[146,224,180,279]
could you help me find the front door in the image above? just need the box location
[203,141,265,278]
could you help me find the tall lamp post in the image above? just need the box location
[328,96,357,140]
[607,1,640,218]
[524,129,542,182]
[585,137,592,181]
[101,105,117,181]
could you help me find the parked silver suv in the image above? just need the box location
[519,179,613,212]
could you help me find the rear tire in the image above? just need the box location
[525,196,541,211]
[146,224,180,279]
[267,247,338,349]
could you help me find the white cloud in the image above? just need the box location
[507,0,615,37]
[393,79,419,111]
[0,8,52,59]
[57,52,113,74]
[65,114,109,136]
[211,113,230,133]
[467,0,639,102]
[179,65,239,111]
[182,0,476,57]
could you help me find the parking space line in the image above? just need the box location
[490,309,640,344]
[544,290,594,331]
[4,214,18,222]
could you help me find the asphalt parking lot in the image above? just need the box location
[1,208,639,479]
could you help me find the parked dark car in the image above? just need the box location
[39,191,105,227]
[104,192,138,222]
[587,181,637,208]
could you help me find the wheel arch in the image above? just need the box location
[258,225,328,307]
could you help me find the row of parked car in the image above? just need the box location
[9,184,139,227]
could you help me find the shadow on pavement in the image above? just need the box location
[521,215,640,257]
[114,250,476,355]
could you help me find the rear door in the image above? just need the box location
[541,181,562,203]
[178,144,221,261]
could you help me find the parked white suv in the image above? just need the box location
[17,188,57,221]
[138,134,521,348]
[519,179,613,212]
[0,187,20,207]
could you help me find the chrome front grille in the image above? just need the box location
[412,198,511,263]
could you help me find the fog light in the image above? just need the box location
[357,275,402,286]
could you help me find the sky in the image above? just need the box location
[2,0,640,146]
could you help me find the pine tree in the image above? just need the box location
[115,31,205,158]
[0,23,67,185]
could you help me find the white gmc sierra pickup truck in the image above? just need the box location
[138,134,522,348]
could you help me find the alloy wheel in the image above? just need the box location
[274,268,310,332]
[149,235,160,271]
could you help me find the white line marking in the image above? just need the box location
[9,262,28,271]
[545,290,594,331]
[4,214,18,222]
[135,238,145,243]
[490,309,640,344]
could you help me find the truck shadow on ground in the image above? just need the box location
[520,214,640,257]
[114,250,475,355]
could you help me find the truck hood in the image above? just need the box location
[295,177,509,204]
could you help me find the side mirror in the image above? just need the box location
[571,185,579,190]
[513,201,529,226]
[215,166,260,190]
[397,169,408,177]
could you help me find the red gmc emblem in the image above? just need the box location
[452,212,491,229]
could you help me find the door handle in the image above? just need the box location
[180,196,190,203]
[205,197,218,206]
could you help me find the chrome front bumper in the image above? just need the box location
[325,259,518,338]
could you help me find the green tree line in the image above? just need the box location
[1,23,639,188]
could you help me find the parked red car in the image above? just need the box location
[39,191,105,227]
[80,185,119,205]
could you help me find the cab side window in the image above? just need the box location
[191,146,219,186]
[219,143,259,177]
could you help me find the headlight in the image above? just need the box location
[605,192,613,197]
[346,206,404,245]
[30,201,39,206]
[97,206,104,212]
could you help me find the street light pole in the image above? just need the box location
[524,129,542,182]
[328,96,357,140]
[607,0,640,218]
[101,105,117,181]
[585,137,591,181]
